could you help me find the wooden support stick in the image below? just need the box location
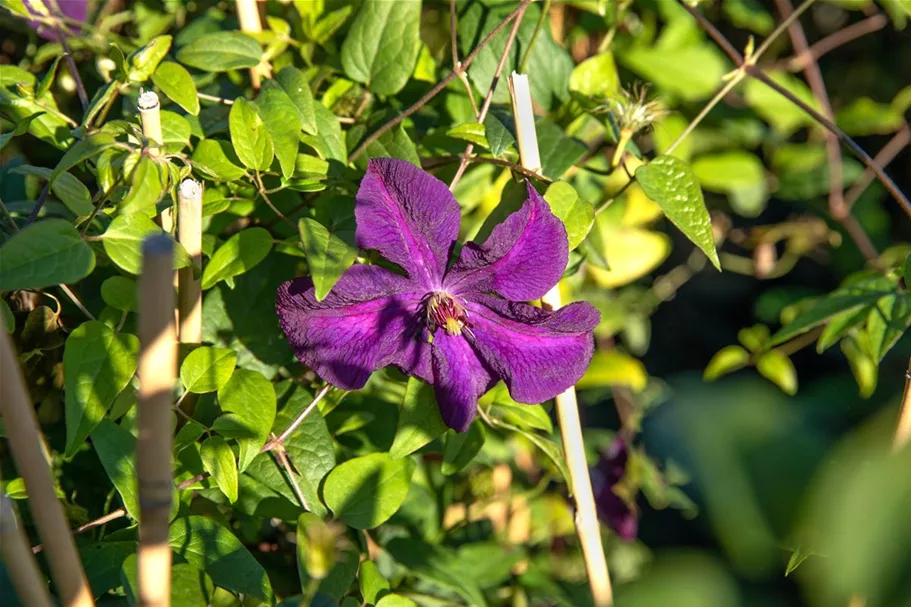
[0,331,94,607]
[0,493,54,607]
[137,235,176,607]
[235,0,269,89]
[138,91,163,155]
[177,179,203,345]
[508,72,614,607]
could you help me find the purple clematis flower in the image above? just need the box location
[276,158,599,432]
[25,0,87,41]
[593,437,638,541]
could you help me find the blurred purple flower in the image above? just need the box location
[25,0,87,41]
[593,437,638,541]
[276,158,599,432]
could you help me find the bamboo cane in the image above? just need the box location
[235,0,269,89]
[0,331,95,607]
[137,91,163,154]
[137,235,177,607]
[507,71,614,607]
[177,179,203,345]
[0,492,54,607]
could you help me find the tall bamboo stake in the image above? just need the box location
[235,0,269,89]
[0,492,54,607]
[177,179,203,344]
[508,72,614,607]
[137,91,163,154]
[137,235,176,607]
[0,331,95,607]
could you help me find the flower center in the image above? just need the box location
[425,292,471,337]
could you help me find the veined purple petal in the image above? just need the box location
[355,158,461,290]
[276,265,430,390]
[445,183,568,301]
[465,295,598,404]
[431,332,494,432]
[26,0,87,41]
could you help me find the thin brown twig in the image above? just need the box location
[774,0,878,263]
[450,0,480,116]
[421,154,552,183]
[782,14,888,71]
[348,0,531,163]
[680,1,911,222]
[56,29,89,112]
[844,124,911,212]
[450,1,530,190]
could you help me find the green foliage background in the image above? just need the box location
[2,0,911,606]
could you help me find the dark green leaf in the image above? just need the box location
[0,219,95,290]
[191,139,247,181]
[180,346,237,394]
[229,97,274,172]
[441,422,485,476]
[91,419,140,518]
[214,368,276,472]
[200,436,238,503]
[257,84,302,179]
[323,453,415,529]
[299,217,358,301]
[168,516,273,601]
[340,0,422,96]
[274,66,318,135]
[176,32,262,72]
[64,321,139,457]
[201,227,273,290]
[390,378,447,459]
[152,61,200,115]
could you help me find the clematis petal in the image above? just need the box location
[355,158,461,290]
[276,265,430,390]
[26,0,88,41]
[445,183,568,301]
[466,295,599,404]
[431,332,495,432]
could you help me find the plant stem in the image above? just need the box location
[348,0,532,163]
[450,0,480,116]
[519,0,551,73]
[508,71,614,607]
[421,155,552,183]
[784,14,887,71]
[264,384,332,451]
[450,1,531,190]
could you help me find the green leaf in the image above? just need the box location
[160,110,191,152]
[817,306,868,353]
[543,181,595,250]
[201,227,273,290]
[536,121,587,179]
[365,121,420,166]
[836,97,904,136]
[622,43,728,102]
[200,436,238,503]
[723,0,774,34]
[569,52,620,99]
[340,0,422,96]
[229,97,274,172]
[390,377,447,459]
[80,541,136,598]
[447,123,488,148]
[770,276,894,345]
[480,383,552,433]
[176,32,262,72]
[48,132,117,187]
[64,321,139,457]
[323,453,415,529]
[692,151,768,217]
[180,346,237,393]
[756,350,797,395]
[703,345,751,381]
[744,72,820,134]
[128,35,172,82]
[275,66,318,135]
[191,139,247,181]
[91,419,141,518]
[11,165,93,216]
[359,561,390,605]
[169,516,273,601]
[122,557,215,607]
[441,422,485,476]
[483,110,516,157]
[377,595,419,607]
[866,293,911,361]
[152,61,199,115]
[785,546,813,577]
[309,102,347,162]
[299,217,358,301]
[214,369,276,472]
[636,155,720,270]
[257,84,303,179]
[842,334,878,398]
[0,88,74,149]
[102,214,190,275]
[0,219,95,290]
[119,156,166,214]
